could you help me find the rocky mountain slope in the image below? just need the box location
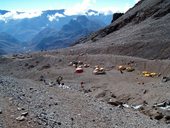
[72,0,170,59]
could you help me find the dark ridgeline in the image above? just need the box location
[111,13,124,23]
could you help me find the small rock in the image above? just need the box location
[108,99,123,106]
[40,64,51,70]
[58,59,62,62]
[9,97,13,101]
[29,87,33,90]
[54,102,58,105]
[17,107,22,111]
[17,107,25,111]
[143,90,147,94]
[131,105,143,110]
[68,62,73,66]
[143,101,148,105]
[35,61,39,64]
[24,63,29,66]
[28,121,31,124]
[165,116,170,121]
[21,112,28,117]
[154,113,164,120]
[84,89,92,93]
[39,75,46,81]
[94,90,106,98]
[28,65,35,69]
[122,104,130,108]
[16,116,25,121]
[0,109,2,114]
[49,97,53,99]
[49,81,55,86]
[154,102,167,107]
[111,94,116,98]
[162,76,170,82]
[57,122,62,125]
[165,116,170,123]
[78,61,83,65]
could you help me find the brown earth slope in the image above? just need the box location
[1,53,170,127]
[68,0,170,59]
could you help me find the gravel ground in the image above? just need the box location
[0,53,170,127]
[0,75,170,128]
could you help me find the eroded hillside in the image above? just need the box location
[71,0,170,59]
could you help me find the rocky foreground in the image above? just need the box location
[0,53,170,128]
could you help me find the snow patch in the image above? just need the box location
[47,13,65,22]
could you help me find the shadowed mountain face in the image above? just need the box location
[111,13,124,23]
[0,32,21,55]
[72,0,170,59]
[0,10,9,15]
[32,16,104,50]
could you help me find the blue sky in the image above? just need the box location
[0,0,139,12]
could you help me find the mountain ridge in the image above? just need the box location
[0,32,21,55]
[70,0,170,59]
[0,9,113,54]
[0,9,112,42]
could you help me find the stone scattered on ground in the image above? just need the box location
[16,116,25,121]
[0,53,170,127]
[21,112,28,117]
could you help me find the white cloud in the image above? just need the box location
[54,0,134,16]
[97,8,115,15]
[63,0,130,16]
[0,0,134,22]
[0,11,42,22]
[64,0,96,16]
[96,4,130,15]
[47,13,65,22]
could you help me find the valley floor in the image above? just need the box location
[0,53,170,128]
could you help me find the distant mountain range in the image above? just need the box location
[0,10,9,15]
[32,15,104,50]
[0,9,113,54]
